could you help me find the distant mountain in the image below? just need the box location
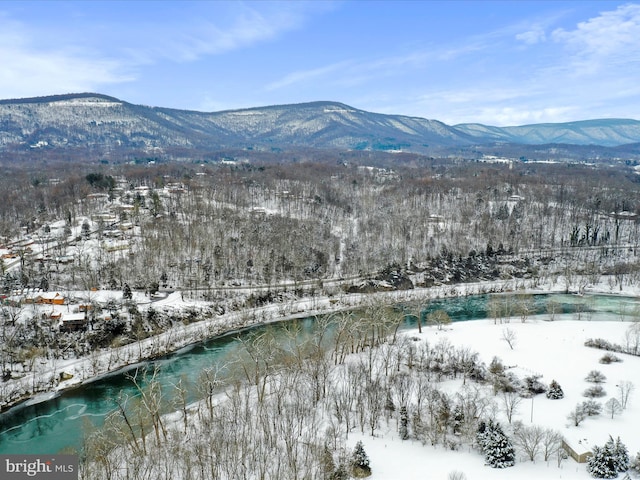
[1,93,639,160]
[455,118,640,147]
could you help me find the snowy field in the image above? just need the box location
[350,315,640,480]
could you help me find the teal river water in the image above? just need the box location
[0,293,638,455]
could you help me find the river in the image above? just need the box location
[0,292,637,455]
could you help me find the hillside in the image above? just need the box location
[455,118,640,147]
[1,93,640,160]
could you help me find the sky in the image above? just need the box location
[1,1,639,126]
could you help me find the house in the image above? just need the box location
[37,292,65,305]
[42,309,62,321]
[562,437,592,463]
[59,313,87,332]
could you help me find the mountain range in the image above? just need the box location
[1,93,639,160]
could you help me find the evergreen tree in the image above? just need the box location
[587,445,617,479]
[476,420,515,468]
[630,450,640,475]
[452,404,465,435]
[122,282,133,301]
[613,437,630,474]
[476,421,489,450]
[399,406,409,440]
[546,379,564,399]
[351,441,371,477]
[587,436,629,478]
[629,452,640,475]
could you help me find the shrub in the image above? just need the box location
[584,385,607,398]
[581,399,602,416]
[524,375,547,395]
[585,370,607,384]
[599,353,622,364]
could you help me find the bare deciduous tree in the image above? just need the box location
[502,327,517,350]
[605,397,622,419]
[617,380,635,409]
[513,423,545,461]
[500,391,522,424]
[568,403,586,427]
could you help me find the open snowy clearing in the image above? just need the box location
[351,315,640,480]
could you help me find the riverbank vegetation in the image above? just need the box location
[3,157,640,409]
[78,304,640,480]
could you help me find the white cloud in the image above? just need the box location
[265,61,351,91]
[0,2,326,99]
[153,5,308,63]
[124,1,332,66]
[552,3,640,72]
[515,27,546,45]
[475,106,577,126]
[0,16,133,98]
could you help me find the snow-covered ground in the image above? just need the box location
[348,315,640,480]
[5,278,640,479]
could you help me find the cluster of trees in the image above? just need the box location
[587,436,629,479]
[4,156,640,298]
[567,367,635,427]
[585,321,640,357]
[78,306,573,479]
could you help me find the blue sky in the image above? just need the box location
[1,1,639,126]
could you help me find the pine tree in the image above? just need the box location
[452,404,465,435]
[587,445,617,479]
[613,437,630,474]
[546,379,564,399]
[399,406,409,440]
[587,436,629,478]
[351,441,371,477]
[122,282,132,301]
[630,450,640,475]
[476,420,489,451]
[476,420,515,468]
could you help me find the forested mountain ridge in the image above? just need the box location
[455,118,640,147]
[1,93,640,159]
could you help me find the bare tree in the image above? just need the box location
[426,309,452,331]
[541,429,564,462]
[501,327,517,350]
[604,397,622,419]
[624,321,640,355]
[513,423,545,461]
[617,380,634,409]
[567,403,586,427]
[500,391,522,424]
[448,471,467,480]
[546,299,561,321]
[515,293,534,323]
